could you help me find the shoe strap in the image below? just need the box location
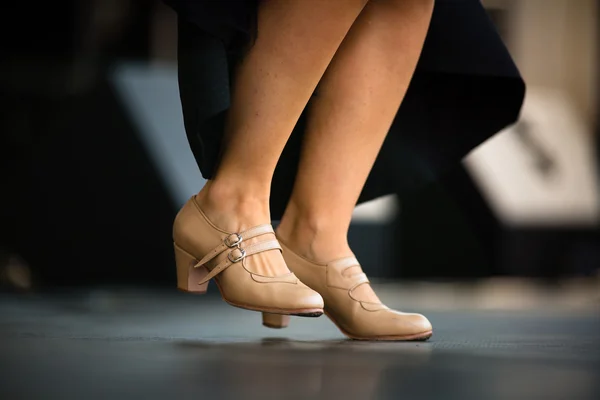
[327,256,370,289]
[195,224,274,268]
[196,239,282,285]
[328,257,360,270]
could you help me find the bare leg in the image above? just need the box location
[196,0,368,234]
[277,0,434,262]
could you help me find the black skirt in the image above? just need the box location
[166,0,525,219]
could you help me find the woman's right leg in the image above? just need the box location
[196,0,368,234]
[173,1,367,314]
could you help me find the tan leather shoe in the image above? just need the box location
[173,196,324,318]
[267,240,432,340]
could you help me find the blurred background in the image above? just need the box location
[0,0,598,300]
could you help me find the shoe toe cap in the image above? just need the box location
[405,312,432,333]
[384,310,432,337]
[273,284,324,311]
[298,288,324,310]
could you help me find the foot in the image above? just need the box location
[276,213,432,340]
[195,181,290,278]
[173,194,324,315]
[276,207,386,303]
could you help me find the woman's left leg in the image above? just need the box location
[277,0,434,262]
[275,0,435,340]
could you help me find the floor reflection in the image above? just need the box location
[176,338,432,399]
[172,338,597,400]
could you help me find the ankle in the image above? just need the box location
[196,180,271,231]
[277,203,352,263]
[200,179,269,205]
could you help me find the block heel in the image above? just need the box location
[175,244,209,293]
[262,313,290,329]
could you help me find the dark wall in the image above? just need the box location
[0,0,177,287]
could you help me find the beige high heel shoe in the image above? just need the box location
[264,240,432,341]
[173,196,324,318]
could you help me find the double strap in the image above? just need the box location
[194,224,281,285]
[195,224,274,267]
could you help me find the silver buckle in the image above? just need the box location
[228,248,246,263]
[224,233,242,248]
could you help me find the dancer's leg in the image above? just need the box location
[277,0,434,262]
[196,0,368,233]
